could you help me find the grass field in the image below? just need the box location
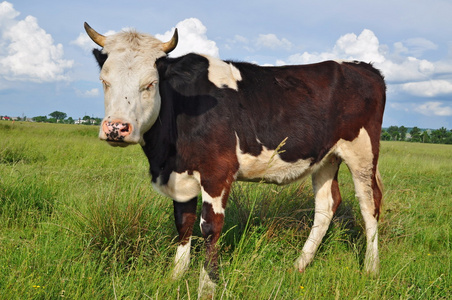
[1,121,451,299]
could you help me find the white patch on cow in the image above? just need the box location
[198,266,216,298]
[172,237,192,280]
[296,155,339,272]
[153,171,201,202]
[335,127,373,176]
[99,31,168,146]
[201,188,225,215]
[235,135,312,184]
[199,217,206,233]
[201,55,242,91]
[362,214,379,275]
[335,127,379,275]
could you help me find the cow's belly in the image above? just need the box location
[153,171,201,202]
[236,146,313,185]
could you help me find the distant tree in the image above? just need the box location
[387,126,399,141]
[81,115,92,125]
[381,129,391,141]
[422,131,430,143]
[66,117,74,124]
[49,111,67,121]
[48,117,57,123]
[399,126,407,141]
[33,116,48,122]
[410,127,421,142]
[439,127,449,139]
[445,134,452,144]
[430,127,449,143]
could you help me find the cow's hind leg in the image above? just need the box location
[296,155,342,272]
[337,128,382,276]
[172,197,198,279]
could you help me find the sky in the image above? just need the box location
[1,0,452,129]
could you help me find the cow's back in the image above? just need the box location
[226,60,385,165]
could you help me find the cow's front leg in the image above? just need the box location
[198,185,230,298]
[172,197,198,279]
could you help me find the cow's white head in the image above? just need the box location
[84,22,178,146]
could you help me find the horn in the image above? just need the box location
[84,22,106,47]
[162,28,178,54]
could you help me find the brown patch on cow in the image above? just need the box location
[372,166,383,220]
[173,197,198,244]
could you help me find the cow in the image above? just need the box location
[84,22,385,297]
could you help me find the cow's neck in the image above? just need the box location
[141,88,178,182]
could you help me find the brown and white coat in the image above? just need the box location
[85,23,386,298]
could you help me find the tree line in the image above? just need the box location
[32,111,101,125]
[381,126,452,144]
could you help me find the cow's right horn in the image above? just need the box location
[84,22,106,47]
[162,28,178,54]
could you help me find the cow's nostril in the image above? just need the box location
[121,124,130,133]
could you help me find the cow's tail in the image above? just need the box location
[374,164,384,220]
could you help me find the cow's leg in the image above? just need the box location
[198,184,231,298]
[355,166,382,276]
[336,128,382,276]
[345,164,381,276]
[347,164,381,276]
[172,197,198,279]
[296,155,342,272]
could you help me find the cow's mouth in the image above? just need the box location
[105,139,131,147]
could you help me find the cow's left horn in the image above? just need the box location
[162,28,178,54]
[84,22,106,47]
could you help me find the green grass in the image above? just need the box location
[1,121,451,299]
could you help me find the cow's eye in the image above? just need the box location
[145,81,157,91]
[100,78,110,87]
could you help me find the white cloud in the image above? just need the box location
[256,33,292,50]
[72,29,116,51]
[0,1,18,27]
[71,32,93,52]
[76,88,100,97]
[234,35,248,44]
[334,29,385,63]
[401,80,452,97]
[415,101,452,117]
[380,57,435,82]
[395,38,438,57]
[155,18,219,58]
[0,1,73,83]
[280,29,385,66]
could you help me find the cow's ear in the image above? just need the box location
[92,48,108,69]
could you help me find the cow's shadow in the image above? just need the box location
[189,179,368,269]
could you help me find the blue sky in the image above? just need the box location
[1,0,452,129]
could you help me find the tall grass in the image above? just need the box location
[1,121,451,299]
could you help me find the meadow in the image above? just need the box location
[0,121,450,299]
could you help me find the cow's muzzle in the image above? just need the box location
[102,120,133,143]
